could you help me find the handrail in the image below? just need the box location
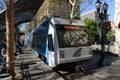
[0,56,24,70]
[0,73,12,80]
[0,57,24,65]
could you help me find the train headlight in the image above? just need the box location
[59,51,65,59]
[89,47,92,55]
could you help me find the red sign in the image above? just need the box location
[103,21,111,30]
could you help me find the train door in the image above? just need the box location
[48,34,55,67]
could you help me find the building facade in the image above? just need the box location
[81,11,99,23]
[81,10,109,23]
[114,0,120,55]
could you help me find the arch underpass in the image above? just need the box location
[0,0,44,30]
[14,12,33,26]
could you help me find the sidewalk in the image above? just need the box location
[80,60,120,80]
[15,47,64,80]
[15,47,120,80]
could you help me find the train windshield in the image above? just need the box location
[56,25,89,48]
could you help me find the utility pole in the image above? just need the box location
[5,0,15,79]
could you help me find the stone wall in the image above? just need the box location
[26,0,80,34]
[114,0,120,55]
[114,0,120,28]
[114,0,120,43]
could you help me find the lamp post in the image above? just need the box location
[95,0,109,67]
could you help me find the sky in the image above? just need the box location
[80,0,115,21]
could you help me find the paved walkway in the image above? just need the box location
[80,60,120,80]
[14,47,120,80]
[15,47,64,80]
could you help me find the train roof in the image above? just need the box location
[30,19,49,35]
[51,17,86,26]
[29,17,86,35]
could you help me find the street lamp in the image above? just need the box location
[95,0,109,67]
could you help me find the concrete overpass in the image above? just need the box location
[0,0,44,31]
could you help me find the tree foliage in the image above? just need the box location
[68,0,93,19]
[84,18,99,36]
[69,0,113,19]
[106,30,114,41]
[68,0,79,19]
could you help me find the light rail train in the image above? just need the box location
[25,17,93,67]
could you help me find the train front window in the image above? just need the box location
[56,25,89,48]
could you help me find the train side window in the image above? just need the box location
[48,34,54,51]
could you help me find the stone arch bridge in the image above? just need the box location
[0,0,44,31]
[0,0,79,42]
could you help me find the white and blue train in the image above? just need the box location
[26,17,93,67]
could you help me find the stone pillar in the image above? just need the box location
[114,0,120,28]
[114,0,120,55]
